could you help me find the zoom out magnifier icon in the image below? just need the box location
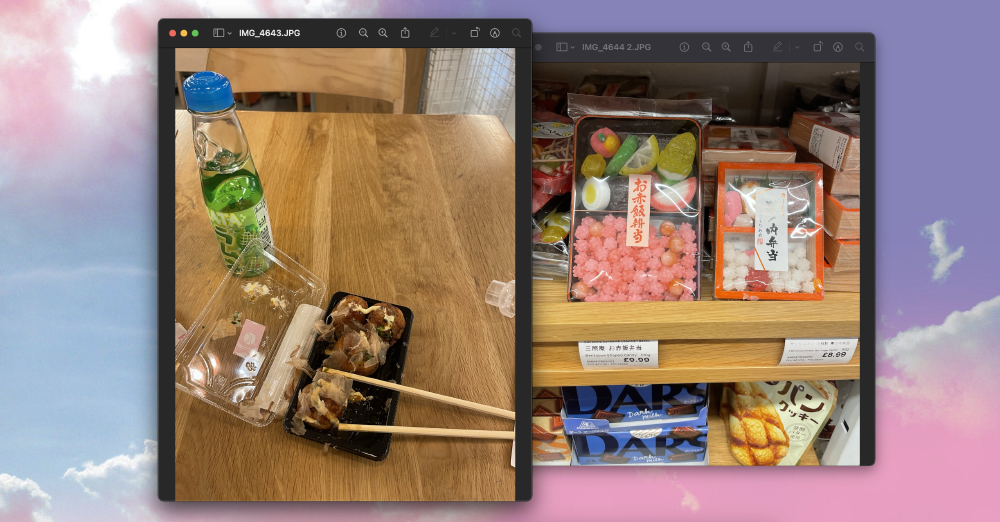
[702,42,711,52]
[359,28,368,37]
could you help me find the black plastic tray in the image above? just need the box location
[282,291,413,461]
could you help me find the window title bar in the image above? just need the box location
[533,32,874,62]
[159,19,532,48]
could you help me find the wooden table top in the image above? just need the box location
[174,110,517,501]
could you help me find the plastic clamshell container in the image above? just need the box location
[283,292,414,461]
[714,162,824,301]
[568,116,702,302]
[174,239,327,427]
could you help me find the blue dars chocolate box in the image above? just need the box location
[560,384,708,435]
[572,427,709,466]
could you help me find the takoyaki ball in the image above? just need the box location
[330,295,369,333]
[330,331,379,376]
[296,382,345,430]
[369,303,405,344]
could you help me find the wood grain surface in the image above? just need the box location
[174,110,516,501]
[532,279,860,342]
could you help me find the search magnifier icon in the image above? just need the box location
[702,42,711,52]
[359,28,368,37]
[855,42,864,51]
[721,42,731,51]
[378,28,387,37]
[512,28,521,37]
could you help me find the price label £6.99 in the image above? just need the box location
[578,340,658,369]
[779,338,858,366]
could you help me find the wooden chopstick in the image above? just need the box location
[321,368,516,421]
[339,424,514,440]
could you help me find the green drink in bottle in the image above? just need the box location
[183,72,273,274]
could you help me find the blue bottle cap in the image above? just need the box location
[182,71,235,113]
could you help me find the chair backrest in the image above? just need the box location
[175,48,209,72]
[205,48,407,113]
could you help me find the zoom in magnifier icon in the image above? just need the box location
[359,28,368,37]
[702,42,711,52]
[721,42,731,51]
[378,28,387,37]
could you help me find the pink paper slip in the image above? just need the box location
[234,319,265,358]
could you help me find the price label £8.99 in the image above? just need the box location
[779,338,859,366]
[578,340,658,369]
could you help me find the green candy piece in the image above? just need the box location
[603,134,638,177]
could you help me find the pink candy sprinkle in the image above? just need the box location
[571,215,698,302]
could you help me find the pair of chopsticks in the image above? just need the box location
[321,369,515,440]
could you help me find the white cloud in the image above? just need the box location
[64,440,158,521]
[921,219,964,282]
[679,488,701,512]
[878,294,1000,429]
[69,0,133,84]
[0,474,53,522]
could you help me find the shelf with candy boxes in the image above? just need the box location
[824,193,860,240]
[701,126,797,207]
[569,116,703,303]
[795,146,860,196]
[560,384,709,466]
[823,259,860,292]
[714,162,825,301]
[531,387,572,466]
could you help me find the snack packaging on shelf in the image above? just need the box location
[571,426,708,466]
[720,381,837,466]
[702,125,797,174]
[824,193,860,239]
[532,397,564,417]
[657,87,735,124]
[714,162,825,300]
[576,74,652,98]
[533,387,563,399]
[823,259,859,292]
[825,236,860,271]
[795,145,860,196]
[560,384,708,435]
[567,116,704,302]
[532,406,572,466]
[788,112,861,171]
[532,79,571,116]
[532,194,571,280]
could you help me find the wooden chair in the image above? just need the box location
[204,48,407,113]
[174,48,209,109]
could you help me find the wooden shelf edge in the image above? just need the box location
[533,280,860,343]
[532,339,861,386]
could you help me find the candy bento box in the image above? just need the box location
[568,116,702,302]
[714,162,825,301]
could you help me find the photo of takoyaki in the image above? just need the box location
[369,303,405,344]
[290,371,352,434]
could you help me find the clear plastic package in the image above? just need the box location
[174,239,327,426]
[567,116,703,302]
[714,163,825,301]
[702,125,798,207]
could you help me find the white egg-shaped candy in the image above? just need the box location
[793,245,807,259]
[582,177,611,211]
[784,280,800,293]
[723,278,735,291]
[796,258,811,271]
[734,280,747,291]
[723,249,735,263]
[723,266,736,279]
[736,253,750,266]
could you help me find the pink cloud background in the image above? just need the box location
[1,0,996,520]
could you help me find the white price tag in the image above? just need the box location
[808,125,850,169]
[578,340,658,369]
[730,127,760,144]
[779,338,858,366]
[754,188,788,271]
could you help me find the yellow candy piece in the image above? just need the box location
[540,226,568,243]
[581,154,607,178]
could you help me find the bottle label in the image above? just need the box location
[207,197,274,267]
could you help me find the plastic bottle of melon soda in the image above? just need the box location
[183,71,273,276]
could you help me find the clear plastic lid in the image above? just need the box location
[175,239,327,426]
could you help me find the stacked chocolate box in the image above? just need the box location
[531,387,572,466]
[560,384,709,466]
